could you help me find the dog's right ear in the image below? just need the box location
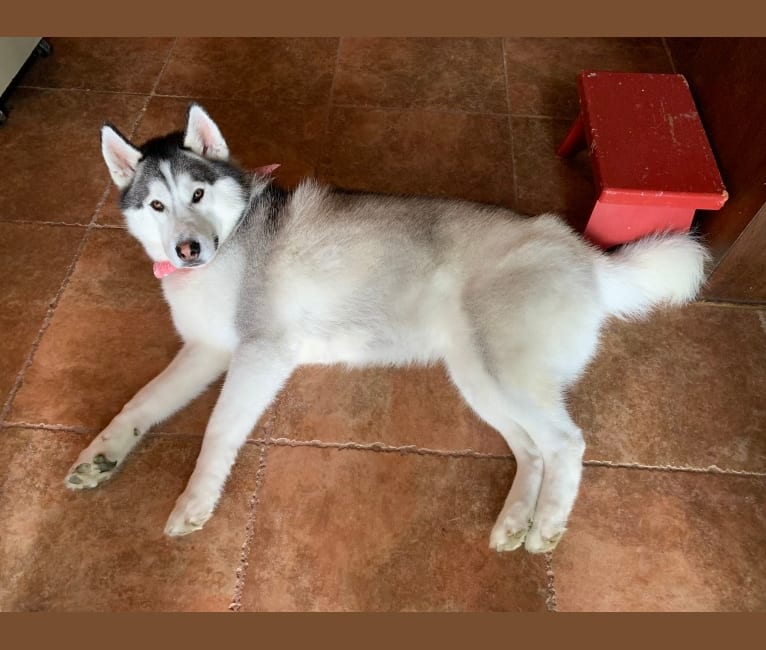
[101,124,141,189]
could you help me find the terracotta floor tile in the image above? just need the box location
[0,89,146,224]
[504,38,673,118]
[19,38,175,93]
[0,223,86,405]
[334,38,507,113]
[274,365,509,455]
[553,466,766,611]
[570,304,766,472]
[318,106,514,207]
[0,428,259,611]
[239,445,546,611]
[511,116,595,228]
[8,228,273,436]
[156,38,338,105]
[97,95,326,225]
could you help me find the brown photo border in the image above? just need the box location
[3,612,765,647]
[1,0,765,35]
[1,0,765,644]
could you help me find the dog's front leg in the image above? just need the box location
[164,340,295,537]
[65,343,231,489]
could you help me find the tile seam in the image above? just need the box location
[229,442,269,612]
[501,39,519,209]
[0,219,125,229]
[544,552,558,612]
[584,458,766,478]
[314,37,343,176]
[3,420,765,477]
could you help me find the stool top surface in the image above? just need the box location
[578,71,727,208]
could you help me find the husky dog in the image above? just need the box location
[67,104,708,553]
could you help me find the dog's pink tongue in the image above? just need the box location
[153,261,177,279]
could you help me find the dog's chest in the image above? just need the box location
[161,264,240,350]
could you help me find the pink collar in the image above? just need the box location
[153,163,280,279]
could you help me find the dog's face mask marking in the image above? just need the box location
[100,104,247,269]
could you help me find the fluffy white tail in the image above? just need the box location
[595,232,711,319]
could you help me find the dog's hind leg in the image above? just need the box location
[515,404,585,553]
[65,343,231,490]
[444,348,544,552]
[164,339,295,537]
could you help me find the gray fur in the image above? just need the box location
[77,104,710,549]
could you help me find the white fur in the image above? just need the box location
[70,108,711,553]
[184,104,229,161]
[101,126,141,190]
[596,232,711,319]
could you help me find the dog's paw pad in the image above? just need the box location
[93,454,118,472]
[164,494,215,537]
[65,456,118,490]
[489,517,532,553]
[524,526,566,554]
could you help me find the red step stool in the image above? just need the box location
[557,71,728,249]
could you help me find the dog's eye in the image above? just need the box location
[150,200,164,212]
[192,188,205,203]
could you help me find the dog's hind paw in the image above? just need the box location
[524,523,566,554]
[489,514,533,552]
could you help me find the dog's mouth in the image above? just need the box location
[154,244,218,279]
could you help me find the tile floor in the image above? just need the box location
[0,37,764,612]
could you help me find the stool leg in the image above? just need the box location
[556,112,586,158]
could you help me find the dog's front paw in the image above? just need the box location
[164,489,217,537]
[65,418,143,490]
[65,453,119,489]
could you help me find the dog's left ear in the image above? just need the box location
[184,103,229,161]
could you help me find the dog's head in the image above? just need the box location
[100,104,248,268]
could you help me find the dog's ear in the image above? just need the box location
[101,124,141,189]
[184,103,229,161]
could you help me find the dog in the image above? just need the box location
[65,103,708,553]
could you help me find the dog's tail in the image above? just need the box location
[594,232,711,320]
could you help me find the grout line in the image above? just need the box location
[544,552,558,612]
[501,39,519,210]
[1,416,510,461]
[229,443,269,612]
[126,38,177,136]
[0,420,97,435]
[662,38,678,74]
[6,417,766,479]
[0,219,88,228]
[330,102,510,118]
[314,37,343,177]
[694,299,766,310]
[16,84,149,96]
[149,39,177,98]
[584,458,766,478]
[508,113,573,121]
[264,436,512,460]
[0,219,126,229]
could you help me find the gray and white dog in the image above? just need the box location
[67,104,708,553]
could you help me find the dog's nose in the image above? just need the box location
[175,240,201,262]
